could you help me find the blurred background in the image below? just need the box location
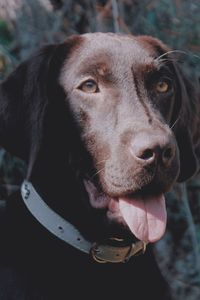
[0,1,200,299]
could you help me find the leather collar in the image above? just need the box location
[21,181,147,263]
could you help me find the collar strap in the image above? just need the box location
[21,181,147,263]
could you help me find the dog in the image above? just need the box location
[0,33,199,299]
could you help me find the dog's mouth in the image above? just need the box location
[84,179,167,243]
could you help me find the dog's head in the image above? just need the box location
[0,33,199,244]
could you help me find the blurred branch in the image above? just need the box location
[118,17,131,34]
[0,0,53,22]
[95,0,111,32]
[111,0,120,32]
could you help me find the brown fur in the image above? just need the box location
[0,33,199,300]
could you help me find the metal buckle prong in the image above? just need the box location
[91,243,108,263]
[124,241,147,262]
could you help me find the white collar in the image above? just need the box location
[21,180,147,263]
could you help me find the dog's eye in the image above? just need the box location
[155,80,170,93]
[79,80,99,93]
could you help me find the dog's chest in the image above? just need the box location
[0,194,170,300]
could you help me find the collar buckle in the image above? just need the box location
[91,238,147,263]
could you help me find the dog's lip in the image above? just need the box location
[83,178,163,208]
[83,179,110,209]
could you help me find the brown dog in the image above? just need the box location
[0,33,199,299]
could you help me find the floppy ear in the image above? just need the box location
[137,36,200,182]
[0,36,82,179]
[172,64,200,182]
[0,45,56,161]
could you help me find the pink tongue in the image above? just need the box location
[118,195,167,243]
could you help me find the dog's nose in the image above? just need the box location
[130,132,175,166]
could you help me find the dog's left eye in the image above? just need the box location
[78,80,99,93]
[155,80,171,93]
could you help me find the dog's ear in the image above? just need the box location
[0,45,56,160]
[137,36,200,182]
[0,36,83,178]
[172,64,200,182]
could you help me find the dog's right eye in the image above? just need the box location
[156,81,169,93]
[78,80,99,93]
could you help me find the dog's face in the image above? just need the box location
[61,34,179,193]
[0,33,199,244]
[59,33,196,243]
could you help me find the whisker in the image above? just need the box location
[155,50,189,61]
[156,50,200,62]
[158,57,179,64]
[170,115,181,130]
[91,167,105,179]
[95,158,108,166]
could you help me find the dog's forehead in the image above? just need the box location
[83,33,151,58]
[60,33,158,89]
[82,33,155,66]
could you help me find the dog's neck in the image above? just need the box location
[21,180,147,263]
[30,161,85,224]
[28,150,108,242]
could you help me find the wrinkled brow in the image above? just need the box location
[78,58,117,83]
[134,62,159,75]
[132,60,175,81]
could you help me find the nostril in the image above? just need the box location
[163,147,173,160]
[139,149,155,160]
[162,146,175,166]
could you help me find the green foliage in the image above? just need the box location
[0,20,12,46]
